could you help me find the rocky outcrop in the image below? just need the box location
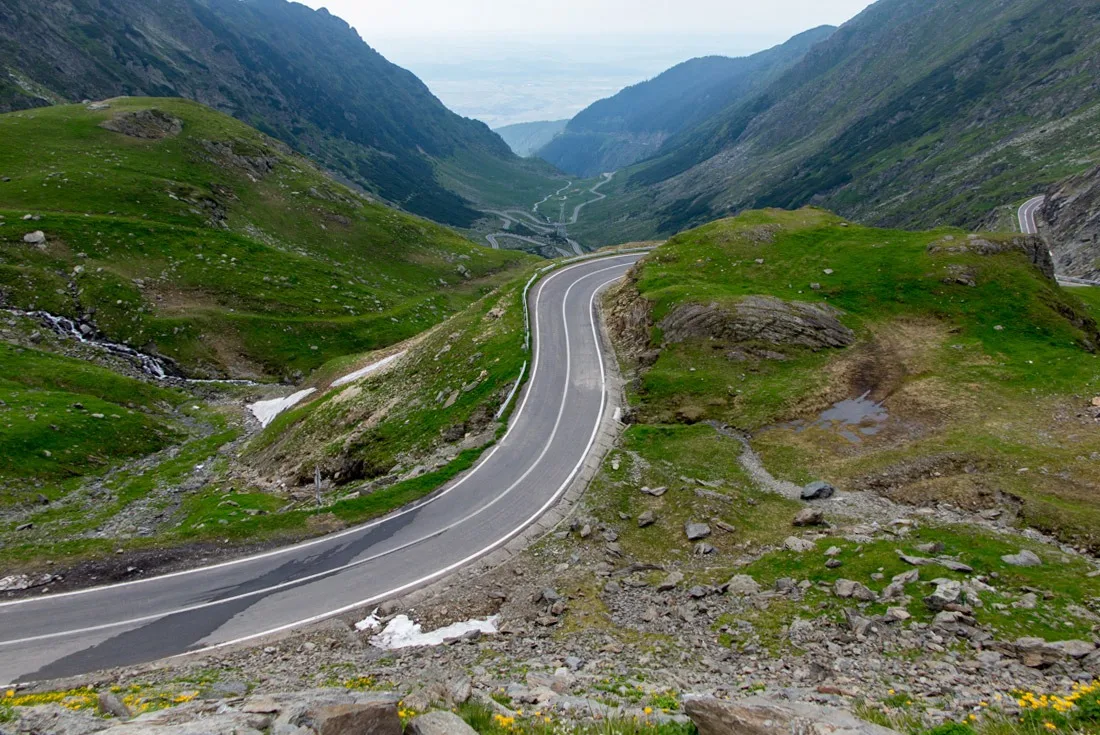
[685,696,900,735]
[927,235,1056,281]
[660,296,854,350]
[200,140,281,179]
[1042,166,1100,281]
[602,270,657,363]
[100,109,183,139]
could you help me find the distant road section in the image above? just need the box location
[1018,195,1045,235]
[1017,195,1099,288]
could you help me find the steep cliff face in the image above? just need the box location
[1043,166,1100,281]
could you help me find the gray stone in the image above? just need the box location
[98,692,132,719]
[884,607,911,623]
[305,702,401,735]
[936,559,974,573]
[657,571,684,592]
[725,574,762,596]
[924,580,962,612]
[685,695,900,735]
[784,536,816,552]
[10,705,106,735]
[23,230,46,245]
[637,510,656,528]
[406,711,478,735]
[685,522,711,541]
[1046,640,1097,659]
[834,579,876,601]
[801,481,836,501]
[694,542,717,556]
[793,508,824,526]
[1001,550,1042,567]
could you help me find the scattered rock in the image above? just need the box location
[784,536,816,552]
[23,230,46,245]
[98,692,132,719]
[801,481,836,501]
[793,508,824,527]
[884,607,912,623]
[685,522,711,541]
[724,574,761,596]
[936,559,974,573]
[657,571,684,592]
[924,580,962,611]
[1001,550,1042,567]
[834,579,876,601]
[637,511,656,528]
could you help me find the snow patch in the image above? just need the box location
[331,351,406,388]
[248,388,316,428]
[354,610,382,632]
[366,614,500,650]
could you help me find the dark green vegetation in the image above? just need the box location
[538,26,834,178]
[612,208,1100,550]
[0,98,535,380]
[570,0,1100,245]
[0,0,560,225]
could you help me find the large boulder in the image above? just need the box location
[685,696,900,735]
[1001,550,1042,567]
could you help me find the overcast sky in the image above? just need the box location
[298,0,876,39]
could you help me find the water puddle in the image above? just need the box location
[779,391,889,443]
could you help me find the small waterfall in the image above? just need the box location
[3,308,258,385]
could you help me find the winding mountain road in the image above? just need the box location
[0,253,643,685]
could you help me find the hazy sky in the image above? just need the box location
[299,0,876,39]
[295,0,878,127]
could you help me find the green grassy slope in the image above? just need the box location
[608,208,1100,550]
[0,341,186,492]
[0,98,536,380]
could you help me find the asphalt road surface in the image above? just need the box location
[0,252,642,685]
[1018,195,1045,235]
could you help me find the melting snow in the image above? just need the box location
[364,614,500,650]
[248,388,317,428]
[331,351,406,388]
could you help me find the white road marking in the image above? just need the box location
[0,260,632,656]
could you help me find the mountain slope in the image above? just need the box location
[0,0,557,226]
[494,120,569,157]
[536,26,836,178]
[576,0,1100,244]
[0,98,534,380]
